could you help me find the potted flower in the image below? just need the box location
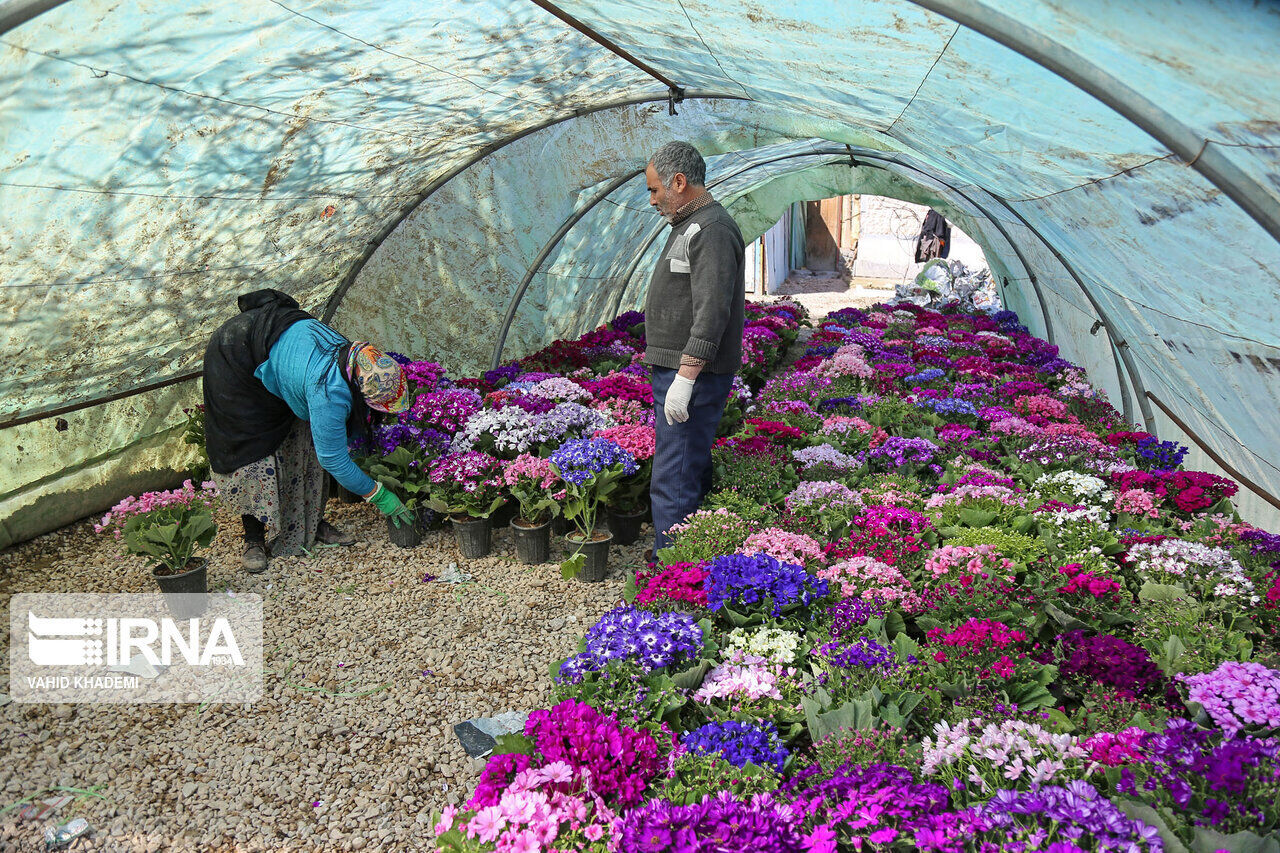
[95,480,218,615]
[425,451,507,558]
[362,445,432,548]
[549,437,637,582]
[502,453,563,565]
[594,424,655,546]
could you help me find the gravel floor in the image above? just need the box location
[0,500,639,851]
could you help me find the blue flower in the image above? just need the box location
[681,720,789,772]
[703,553,828,616]
[554,606,702,681]
[549,437,638,486]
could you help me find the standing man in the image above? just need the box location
[642,141,745,555]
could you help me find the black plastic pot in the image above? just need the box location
[387,516,422,548]
[550,514,569,536]
[452,515,492,559]
[510,518,551,565]
[153,558,208,619]
[416,504,446,532]
[606,505,647,546]
[565,531,612,583]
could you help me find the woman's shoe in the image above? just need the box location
[243,542,268,574]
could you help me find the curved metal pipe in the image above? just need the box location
[837,148,1153,430]
[609,148,1055,343]
[907,0,1280,246]
[490,168,645,370]
[603,147,1143,425]
[0,0,70,35]
[320,91,745,323]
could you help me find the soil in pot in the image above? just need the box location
[510,517,551,565]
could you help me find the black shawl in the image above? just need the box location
[202,289,314,474]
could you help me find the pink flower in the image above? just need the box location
[465,806,506,843]
[433,804,457,836]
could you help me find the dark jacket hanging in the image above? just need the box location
[914,209,952,262]
[203,289,315,474]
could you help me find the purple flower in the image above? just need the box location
[556,606,702,680]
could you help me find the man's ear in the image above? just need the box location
[672,172,688,193]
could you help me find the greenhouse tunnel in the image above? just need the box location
[2,0,1279,547]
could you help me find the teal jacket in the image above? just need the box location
[254,320,377,496]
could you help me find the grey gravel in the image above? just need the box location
[0,500,636,851]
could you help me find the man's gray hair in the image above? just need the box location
[649,141,706,188]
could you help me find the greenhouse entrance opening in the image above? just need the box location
[748,194,995,318]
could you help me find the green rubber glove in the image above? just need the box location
[368,483,415,528]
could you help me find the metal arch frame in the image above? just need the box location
[604,150,1056,340]
[599,146,1151,427]
[834,147,1155,431]
[907,0,1280,246]
[318,91,745,324]
[489,167,646,370]
[491,146,853,369]
[0,0,69,35]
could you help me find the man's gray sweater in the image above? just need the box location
[642,200,746,375]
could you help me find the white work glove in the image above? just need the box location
[664,375,696,425]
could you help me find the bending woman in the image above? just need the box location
[203,289,415,573]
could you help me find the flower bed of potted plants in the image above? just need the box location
[427,301,1280,853]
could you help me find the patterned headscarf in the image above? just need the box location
[344,341,410,414]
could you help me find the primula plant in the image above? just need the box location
[95,480,219,575]
[501,453,562,524]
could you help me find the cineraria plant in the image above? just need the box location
[1112,718,1280,844]
[921,717,1089,801]
[425,451,506,519]
[556,606,704,681]
[681,719,790,772]
[548,437,637,544]
[703,553,830,620]
[1176,661,1280,736]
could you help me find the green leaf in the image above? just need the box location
[1044,602,1089,631]
[491,733,535,757]
[560,552,585,580]
[957,508,998,528]
[1190,828,1280,853]
[883,610,906,638]
[1111,799,1190,853]
[1139,580,1191,603]
[1155,634,1187,674]
[671,660,711,691]
[892,633,920,662]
